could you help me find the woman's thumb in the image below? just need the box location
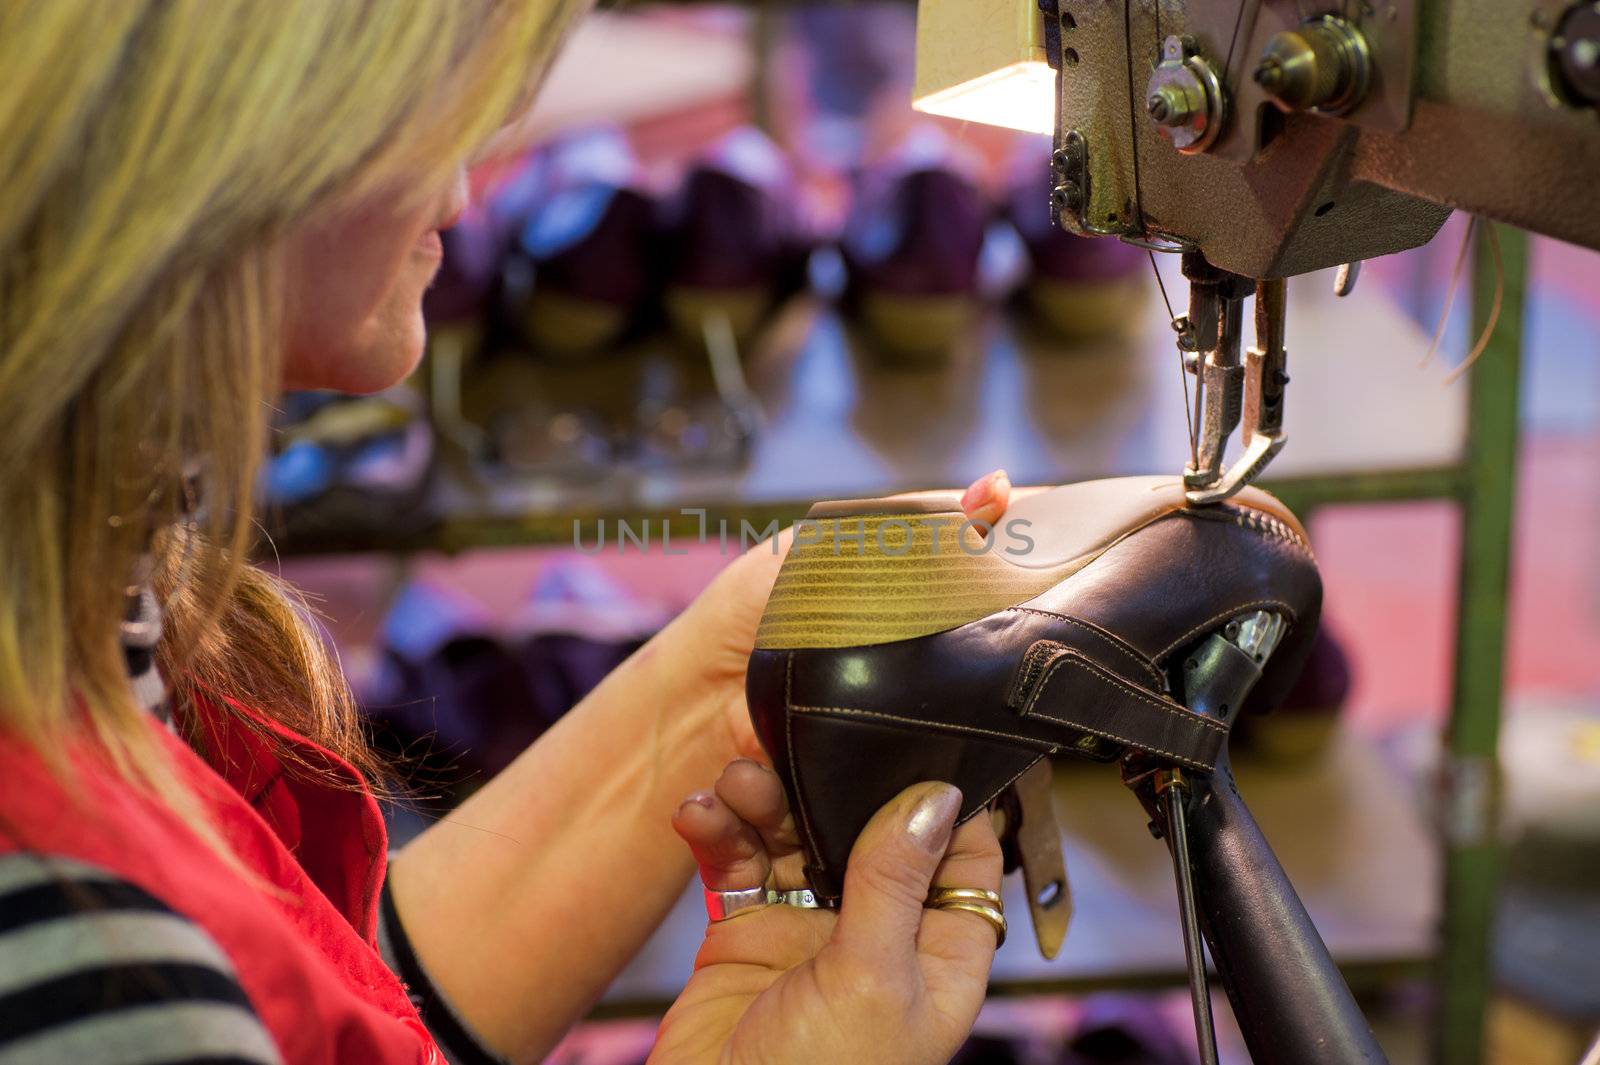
[832,782,963,962]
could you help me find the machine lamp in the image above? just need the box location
[912,0,1057,135]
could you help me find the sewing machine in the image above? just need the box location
[905,5,1600,1061]
[918,0,1600,502]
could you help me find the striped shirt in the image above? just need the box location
[0,853,281,1065]
[0,556,505,1064]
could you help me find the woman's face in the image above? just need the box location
[281,168,470,394]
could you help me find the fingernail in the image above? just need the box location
[905,784,962,854]
[960,473,997,513]
[679,791,715,813]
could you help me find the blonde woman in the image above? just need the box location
[0,3,1016,1063]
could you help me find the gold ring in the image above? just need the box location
[925,886,1003,911]
[927,900,1007,949]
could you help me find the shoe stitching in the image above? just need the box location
[1239,508,1313,556]
[1215,503,1308,548]
[1007,641,1065,710]
[791,700,1211,773]
[967,752,1055,825]
[1152,598,1299,662]
[789,654,1221,772]
[784,653,824,869]
[786,702,1057,837]
[1017,654,1221,770]
[788,703,1059,753]
[1024,704,1212,770]
[1022,649,1227,734]
[1004,608,1164,687]
[1185,505,1315,560]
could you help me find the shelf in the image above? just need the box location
[593,730,1437,1017]
[272,263,1466,557]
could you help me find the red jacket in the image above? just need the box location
[0,698,440,1063]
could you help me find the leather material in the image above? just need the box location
[1011,642,1230,769]
[747,479,1321,901]
[982,476,1198,569]
[1188,767,1390,1062]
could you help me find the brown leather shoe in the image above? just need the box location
[746,476,1321,933]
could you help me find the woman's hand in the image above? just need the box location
[390,474,1014,1061]
[652,760,1004,1065]
[657,470,1015,766]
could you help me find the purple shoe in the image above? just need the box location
[1058,995,1193,1065]
[659,127,810,354]
[511,560,664,718]
[500,127,659,359]
[841,128,990,363]
[361,582,551,784]
[1005,141,1147,342]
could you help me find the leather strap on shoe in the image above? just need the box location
[1007,641,1228,771]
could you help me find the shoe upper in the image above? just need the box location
[747,476,1322,899]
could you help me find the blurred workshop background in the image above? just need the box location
[260,5,1600,1064]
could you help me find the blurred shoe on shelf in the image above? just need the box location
[659,127,811,355]
[1004,141,1147,344]
[511,558,666,711]
[501,126,659,359]
[361,562,668,786]
[840,127,990,364]
[643,129,789,469]
[261,388,436,549]
[1057,995,1192,1065]
[1234,624,1351,764]
[361,582,549,785]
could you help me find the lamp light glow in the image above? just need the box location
[913,0,1057,135]
[912,60,1056,135]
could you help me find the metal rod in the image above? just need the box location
[1163,776,1220,1065]
[1435,221,1528,1065]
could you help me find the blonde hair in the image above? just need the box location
[0,1,584,814]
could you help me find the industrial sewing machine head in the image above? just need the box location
[914,0,1600,503]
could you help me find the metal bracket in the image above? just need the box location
[1050,130,1092,233]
